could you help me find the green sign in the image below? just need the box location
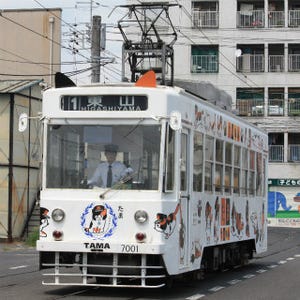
[268,178,300,186]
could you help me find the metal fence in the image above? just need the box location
[289,10,300,27]
[269,145,284,162]
[236,54,264,72]
[192,10,219,28]
[288,54,300,72]
[236,99,264,116]
[288,98,300,115]
[268,11,284,27]
[237,10,264,28]
[289,145,300,161]
[191,55,218,73]
[269,55,284,72]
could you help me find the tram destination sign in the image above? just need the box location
[61,95,148,111]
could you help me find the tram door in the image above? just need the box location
[179,129,190,268]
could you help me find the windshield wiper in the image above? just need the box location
[99,172,136,199]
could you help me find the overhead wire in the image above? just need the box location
[33,0,125,83]
[0,65,93,77]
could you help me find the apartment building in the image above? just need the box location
[125,0,300,224]
[170,0,300,225]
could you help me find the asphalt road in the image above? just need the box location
[1,227,300,300]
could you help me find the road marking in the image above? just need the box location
[243,274,255,279]
[294,254,300,257]
[286,257,295,261]
[186,294,205,300]
[267,264,278,269]
[278,260,287,264]
[9,265,28,270]
[208,286,224,292]
[228,279,242,285]
[256,269,267,273]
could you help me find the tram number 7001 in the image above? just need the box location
[121,244,139,253]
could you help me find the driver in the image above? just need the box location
[87,144,133,188]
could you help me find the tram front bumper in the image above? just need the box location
[37,240,165,254]
[37,241,167,288]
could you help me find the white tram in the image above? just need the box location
[37,72,268,288]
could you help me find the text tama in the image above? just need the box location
[84,242,110,251]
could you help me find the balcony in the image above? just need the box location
[192,10,219,28]
[237,10,264,28]
[269,145,284,162]
[269,55,284,72]
[289,145,300,161]
[289,10,300,27]
[268,11,285,27]
[236,99,264,116]
[191,54,218,73]
[268,96,284,116]
[236,54,264,72]
[288,54,300,71]
[288,98,300,115]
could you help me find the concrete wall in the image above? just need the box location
[0,9,61,87]
[0,84,42,239]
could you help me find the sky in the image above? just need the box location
[0,0,126,84]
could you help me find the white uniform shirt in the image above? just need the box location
[88,161,128,187]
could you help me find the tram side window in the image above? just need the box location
[256,153,263,196]
[249,150,255,195]
[233,145,241,194]
[204,135,214,192]
[215,139,223,193]
[262,155,266,196]
[241,148,248,195]
[180,133,188,191]
[224,142,232,194]
[193,132,203,192]
[165,125,175,191]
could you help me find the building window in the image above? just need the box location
[268,88,284,116]
[289,3,300,27]
[288,44,300,71]
[268,2,284,27]
[192,1,219,28]
[288,133,300,162]
[191,45,219,73]
[236,88,264,116]
[237,1,265,28]
[236,45,264,73]
[268,44,284,72]
[268,133,284,162]
[288,88,300,115]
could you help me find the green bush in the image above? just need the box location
[25,228,39,247]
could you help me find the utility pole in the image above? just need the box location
[91,15,101,83]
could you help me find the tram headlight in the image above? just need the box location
[52,208,65,222]
[134,210,148,223]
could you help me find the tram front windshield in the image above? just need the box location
[46,124,161,190]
